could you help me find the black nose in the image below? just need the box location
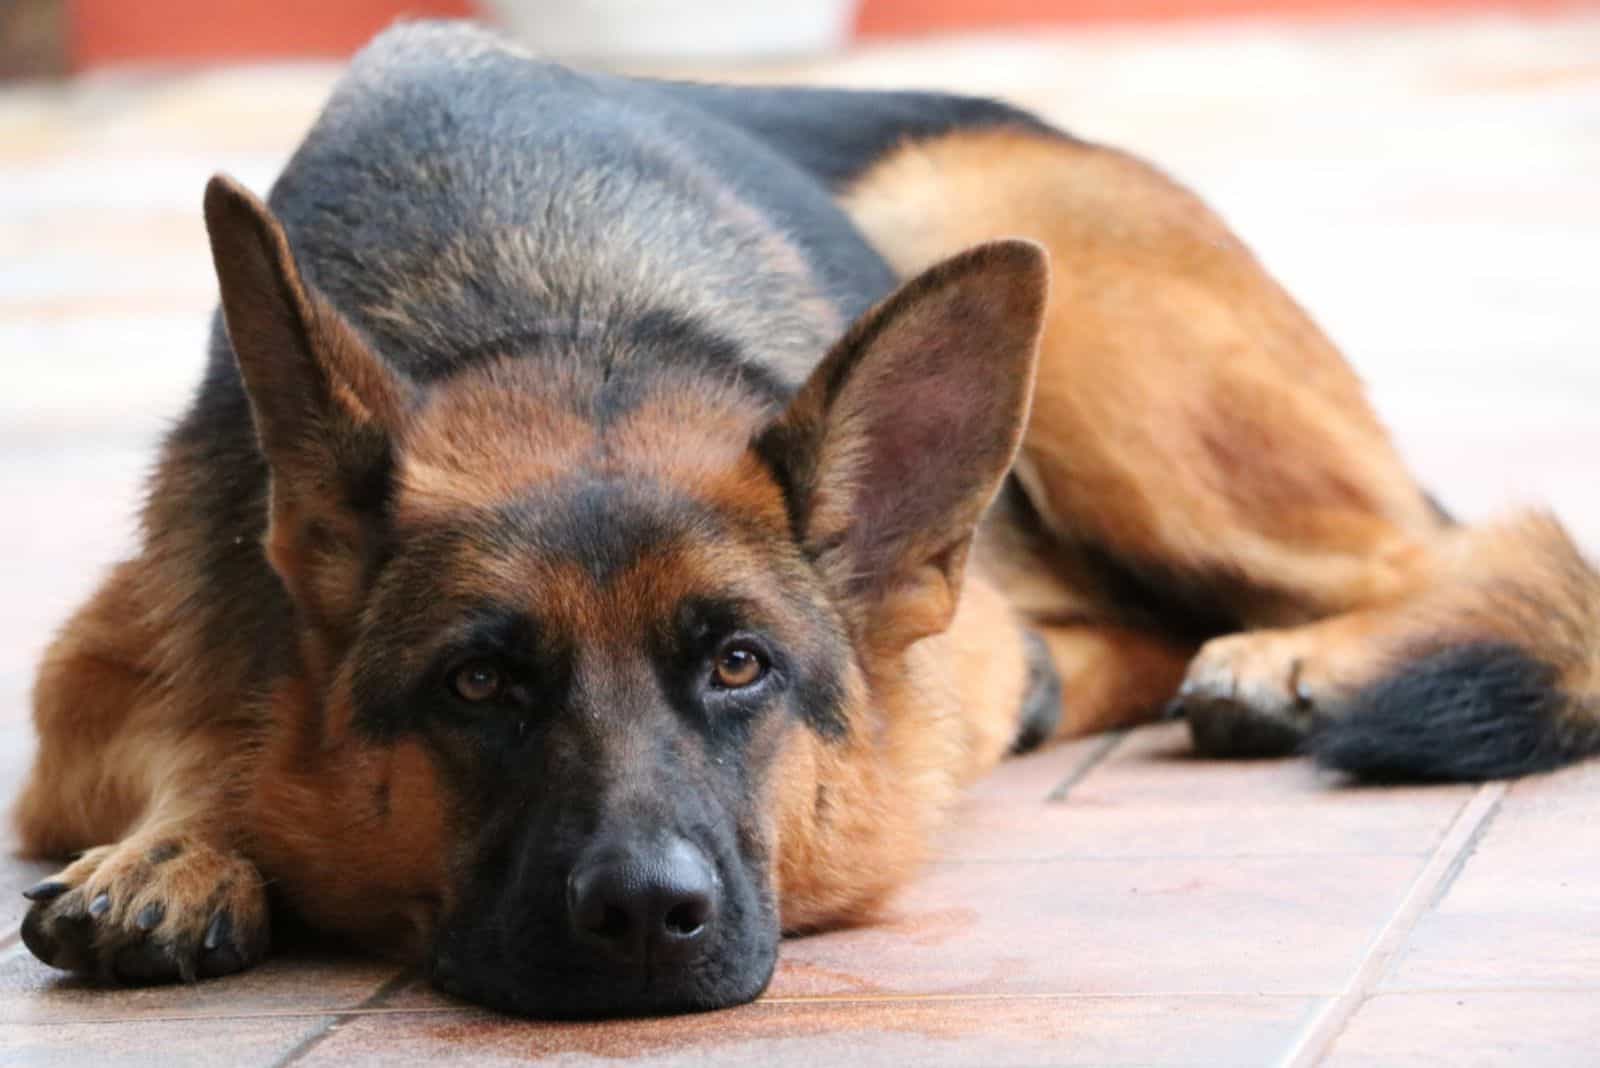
[567,838,719,965]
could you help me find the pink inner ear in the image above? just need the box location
[867,357,973,491]
[848,326,1011,576]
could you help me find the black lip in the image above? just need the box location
[428,937,778,1020]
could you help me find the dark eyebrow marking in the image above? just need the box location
[673,595,769,646]
[447,317,610,369]
[625,308,793,406]
[492,475,726,585]
[434,605,545,670]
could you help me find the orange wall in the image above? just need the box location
[69,0,472,68]
[858,0,1586,34]
[69,0,1588,68]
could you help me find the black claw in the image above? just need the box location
[88,892,111,918]
[22,880,69,902]
[203,911,232,952]
[135,903,165,931]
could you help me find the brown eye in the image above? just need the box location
[712,643,766,689]
[451,660,503,703]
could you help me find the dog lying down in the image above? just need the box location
[16,21,1600,1018]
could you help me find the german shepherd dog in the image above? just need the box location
[16,22,1600,1018]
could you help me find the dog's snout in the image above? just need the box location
[567,838,718,964]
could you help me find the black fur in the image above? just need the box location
[268,28,898,376]
[623,309,791,407]
[1310,643,1600,782]
[651,80,1068,189]
[500,478,715,584]
[1011,630,1063,754]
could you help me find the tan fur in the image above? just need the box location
[1035,623,1195,738]
[843,124,1600,753]
[844,128,1441,630]
[19,562,270,978]
[1180,513,1600,739]
[771,566,1034,932]
[245,676,450,958]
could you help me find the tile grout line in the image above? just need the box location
[1276,781,1507,1068]
[1046,729,1130,802]
[932,849,1437,865]
[74,985,1600,1028]
[268,970,417,1068]
[1420,783,1508,913]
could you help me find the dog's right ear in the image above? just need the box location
[203,174,411,655]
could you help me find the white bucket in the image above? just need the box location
[480,0,861,62]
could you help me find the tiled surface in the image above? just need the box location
[0,944,397,1025]
[3,10,1599,1066]
[295,996,1323,1067]
[1320,992,1600,1067]
[0,1016,333,1068]
[774,851,1430,997]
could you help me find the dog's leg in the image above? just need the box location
[15,562,269,982]
[1176,514,1600,776]
[844,128,1442,621]
[844,125,1600,778]
[1031,622,1195,740]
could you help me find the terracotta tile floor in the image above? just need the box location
[3,11,1599,1066]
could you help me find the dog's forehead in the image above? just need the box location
[400,472,796,645]
[379,351,805,647]
[393,354,790,526]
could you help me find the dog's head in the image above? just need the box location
[202,175,1045,1017]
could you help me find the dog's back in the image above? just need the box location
[264,23,895,384]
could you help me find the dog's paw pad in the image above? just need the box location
[19,836,268,985]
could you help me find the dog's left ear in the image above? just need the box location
[758,239,1048,651]
[203,174,412,659]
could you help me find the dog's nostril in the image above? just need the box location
[664,899,708,938]
[568,837,719,964]
[599,904,632,940]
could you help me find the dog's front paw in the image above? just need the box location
[20,832,269,984]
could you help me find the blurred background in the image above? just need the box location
[0,0,1594,70]
[0,1,1597,785]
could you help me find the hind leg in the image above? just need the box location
[1174,514,1600,772]
[15,562,269,982]
[847,122,1600,777]
[843,127,1444,620]
[843,126,1451,740]
[1175,610,1399,757]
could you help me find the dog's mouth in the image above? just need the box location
[427,931,779,1019]
[424,836,780,1019]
